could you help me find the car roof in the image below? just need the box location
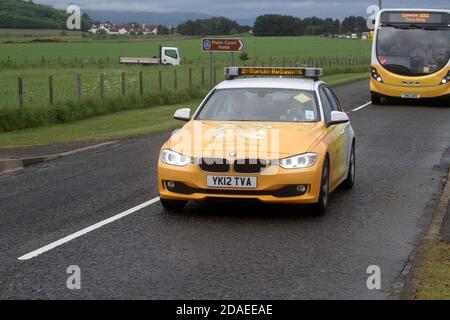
[215,78,318,91]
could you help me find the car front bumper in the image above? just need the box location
[157,160,323,204]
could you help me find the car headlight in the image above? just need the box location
[160,149,192,167]
[279,153,318,169]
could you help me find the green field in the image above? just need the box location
[0,34,371,133]
[0,36,370,110]
[0,35,371,62]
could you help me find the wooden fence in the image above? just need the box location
[7,56,371,109]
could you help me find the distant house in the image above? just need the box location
[88,23,159,35]
[142,24,159,35]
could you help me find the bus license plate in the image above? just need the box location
[401,93,421,99]
[207,176,257,189]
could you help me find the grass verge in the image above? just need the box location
[0,73,368,147]
[416,239,450,300]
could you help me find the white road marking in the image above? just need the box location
[18,197,160,261]
[352,101,372,112]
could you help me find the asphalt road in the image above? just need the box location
[0,80,449,300]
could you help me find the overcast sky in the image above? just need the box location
[35,0,450,19]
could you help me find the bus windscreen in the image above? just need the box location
[377,12,450,76]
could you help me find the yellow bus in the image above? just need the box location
[370,9,450,104]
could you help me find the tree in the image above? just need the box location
[158,25,170,35]
[177,17,247,36]
[253,14,305,36]
[341,16,368,33]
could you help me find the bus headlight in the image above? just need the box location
[441,71,450,85]
[371,67,383,83]
[160,149,192,167]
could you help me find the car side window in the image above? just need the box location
[319,87,333,123]
[326,88,343,111]
[323,87,341,111]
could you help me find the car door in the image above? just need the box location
[323,86,349,184]
[319,86,341,188]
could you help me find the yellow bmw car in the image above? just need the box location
[158,67,356,215]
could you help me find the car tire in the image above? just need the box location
[313,158,330,216]
[343,143,356,190]
[160,198,187,212]
[371,93,382,105]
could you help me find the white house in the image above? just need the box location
[88,23,159,35]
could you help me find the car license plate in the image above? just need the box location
[401,93,421,99]
[207,176,257,189]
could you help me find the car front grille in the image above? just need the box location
[233,159,269,174]
[198,158,230,173]
[198,158,270,174]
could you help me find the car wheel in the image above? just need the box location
[343,143,356,189]
[313,158,330,216]
[160,198,187,212]
[371,93,382,105]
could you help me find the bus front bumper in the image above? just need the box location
[370,79,450,99]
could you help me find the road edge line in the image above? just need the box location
[399,169,450,300]
[0,141,117,175]
[18,197,160,261]
[351,101,372,112]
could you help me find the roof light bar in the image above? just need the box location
[224,67,324,80]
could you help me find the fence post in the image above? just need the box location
[99,73,105,99]
[189,68,192,89]
[159,70,163,92]
[76,73,81,101]
[18,77,24,110]
[121,72,126,96]
[139,71,144,96]
[201,66,205,87]
[174,69,178,90]
[49,75,54,105]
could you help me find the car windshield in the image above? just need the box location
[377,26,450,76]
[196,88,320,123]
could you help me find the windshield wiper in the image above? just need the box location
[383,23,422,29]
[383,23,449,30]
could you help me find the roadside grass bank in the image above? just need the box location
[0,86,208,133]
[0,73,368,147]
[416,239,450,300]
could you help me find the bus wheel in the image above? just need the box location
[371,93,382,105]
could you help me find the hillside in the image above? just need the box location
[0,0,89,30]
[84,10,211,26]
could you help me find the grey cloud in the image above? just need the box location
[35,0,450,19]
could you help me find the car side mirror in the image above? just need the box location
[173,108,191,122]
[328,111,350,127]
